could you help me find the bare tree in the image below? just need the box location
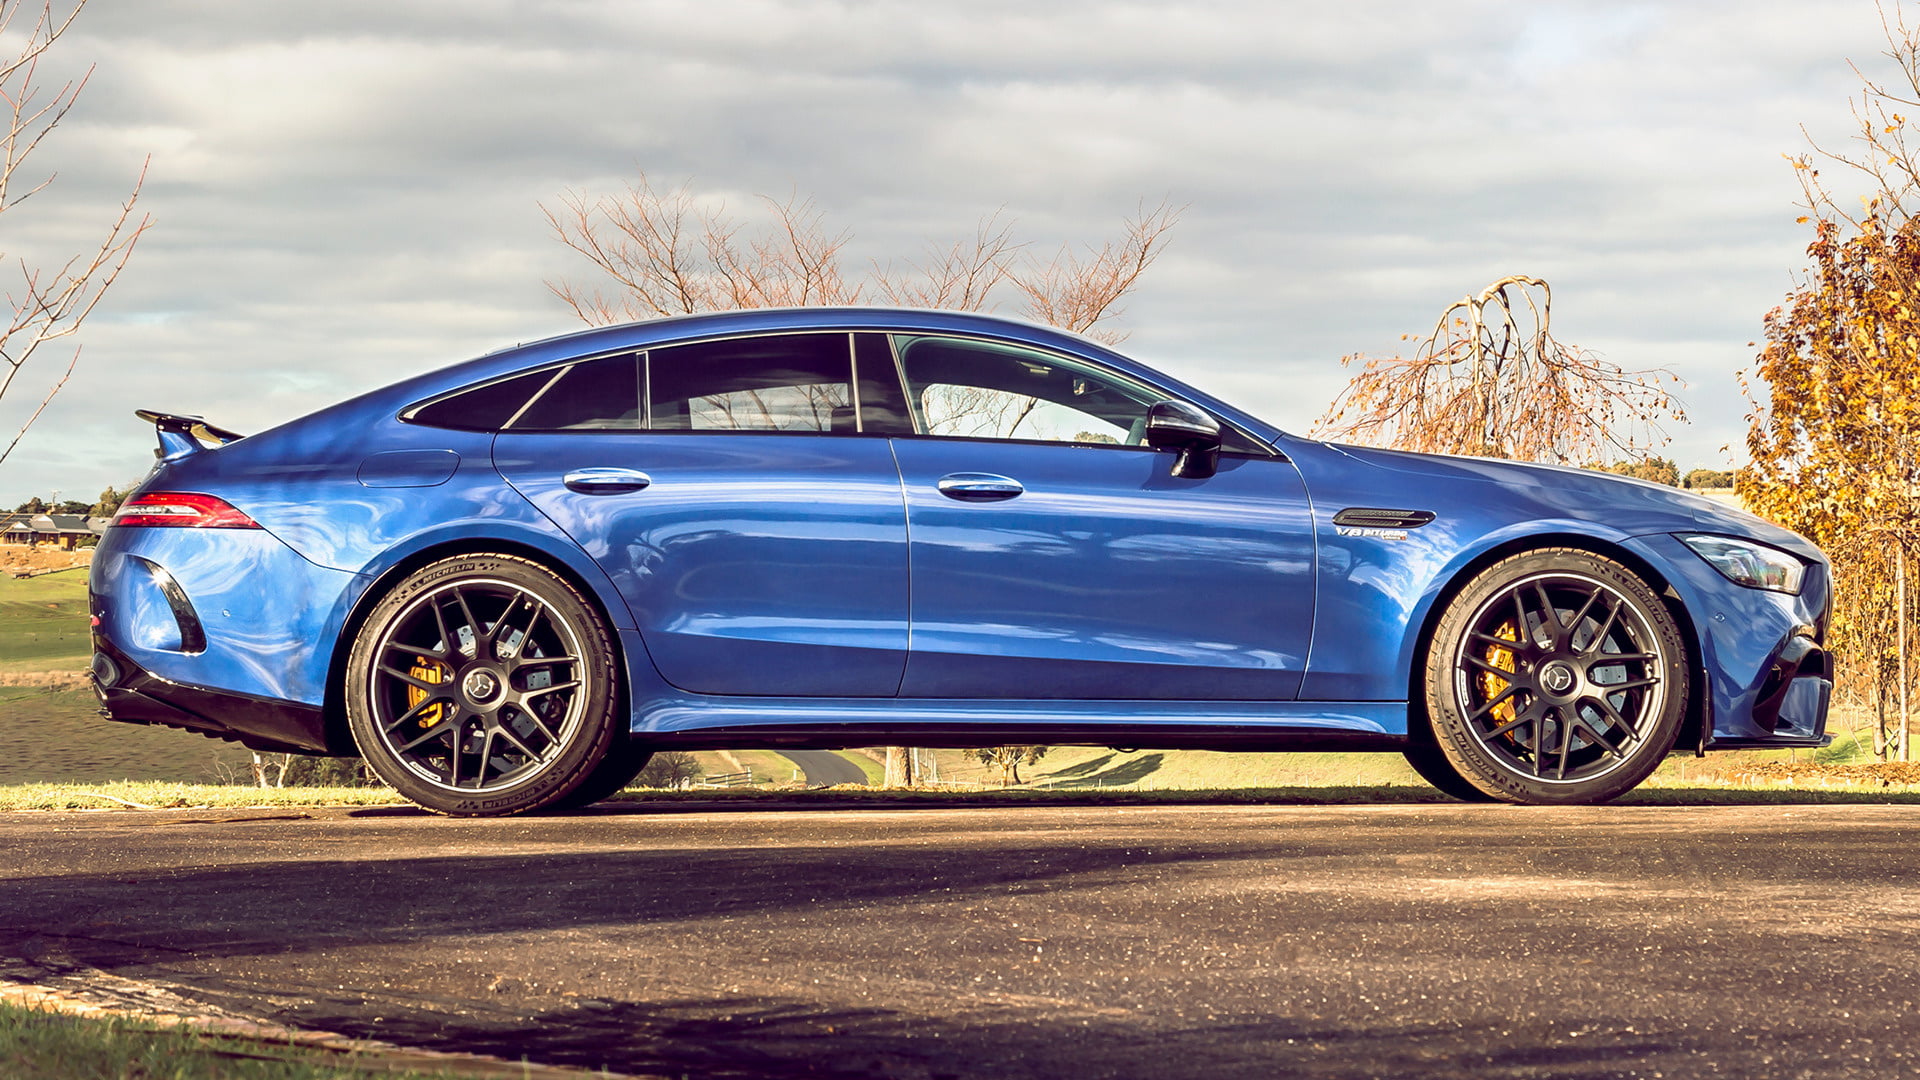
[1313,275,1684,464]
[0,0,149,467]
[542,173,1178,345]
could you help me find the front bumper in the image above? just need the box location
[1624,533,1834,751]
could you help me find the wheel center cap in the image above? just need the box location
[1540,661,1577,694]
[462,669,503,704]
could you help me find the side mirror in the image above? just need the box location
[1144,400,1222,480]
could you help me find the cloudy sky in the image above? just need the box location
[0,0,1888,505]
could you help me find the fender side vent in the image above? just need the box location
[1333,507,1436,529]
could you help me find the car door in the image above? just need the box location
[492,333,911,697]
[885,334,1316,700]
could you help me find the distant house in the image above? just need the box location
[0,512,104,550]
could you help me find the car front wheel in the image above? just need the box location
[1422,548,1689,804]
[345,553,621,816]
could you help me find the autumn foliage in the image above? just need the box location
[1744,217,1920,754]
[1742,2,1920,759]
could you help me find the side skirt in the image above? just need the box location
[633,696,1409,753]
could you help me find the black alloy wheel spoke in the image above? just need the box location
[474,729,502,784]
[1564,588,1602,645]
[449,586,487,652]
[446,720,468,787]
[1570,711,1624,757]
[1468,683,1524,722]
[378,664,445,693]
[519,679,581,703]
[490,720,540,760]
[429,600,455,656]
[1484,708,1536,741]
[1534,583,1561,637]
[397,719,460,755]
[1463,652,1518,678]
[515,706,561,743]
[384,693,453,735]
[1469,629,1524,652]
[383,638,444,663]
[1581,599,1623,657]
[1587,694,1641,741]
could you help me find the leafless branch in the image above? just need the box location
[0,0,148,464]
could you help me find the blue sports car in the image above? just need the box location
[89,308,1832,814]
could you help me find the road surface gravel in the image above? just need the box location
[1,800,1915,1078]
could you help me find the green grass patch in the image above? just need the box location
[0,1000,503,1079]
[0,570,90,674]
[0,688,258,785]
[838,749,888,785]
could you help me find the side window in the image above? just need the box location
[406,368,560,432]
[508,354,641,431]
[648,333,855,432]
[893,336,1158,445]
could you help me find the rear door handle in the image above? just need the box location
[563,467,652,494]
[936,472,1023,501]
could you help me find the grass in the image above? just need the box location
[0,570,89,675]
[0,781,405,812]
[0,688,259,785]
[0,1000,518,1079]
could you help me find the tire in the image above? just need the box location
[545,738,653,810]
[1421,548,1689,805]
[345,554,621,816]
[1402,735,1496,802]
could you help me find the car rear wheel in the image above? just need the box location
[1422,548,1689,804]
[345,554,621,816]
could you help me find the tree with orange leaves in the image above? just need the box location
[1742,2,1920,761]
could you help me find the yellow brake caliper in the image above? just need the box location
[407,657,451,727]
[1480,620,1519,735]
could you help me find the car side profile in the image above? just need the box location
[89,307,1833,814]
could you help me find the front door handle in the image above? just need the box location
[936,472,1024,501]
[563,467,652,494]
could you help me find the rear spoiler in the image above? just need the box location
[135,409,246,461]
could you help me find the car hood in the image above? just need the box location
[1319,442,1823,563]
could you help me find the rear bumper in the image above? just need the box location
[90,638,331,754]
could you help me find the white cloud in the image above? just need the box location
[0,0,1892,500]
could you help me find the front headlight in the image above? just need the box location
[1678,534,1806,594]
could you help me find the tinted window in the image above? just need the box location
[509,354,641,431]
[649,334,854,432]
[407,368,559,432]
[894,336,1157,445]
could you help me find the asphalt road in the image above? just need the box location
[773,750,870,787]
[3,801,1917,1079]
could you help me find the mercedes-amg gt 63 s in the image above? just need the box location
[89,308,1832,814]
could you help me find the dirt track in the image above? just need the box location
[3,800,1917,1078]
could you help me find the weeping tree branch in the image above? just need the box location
[1313,274,1685,463]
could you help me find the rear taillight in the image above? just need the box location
[113,492,261,529]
